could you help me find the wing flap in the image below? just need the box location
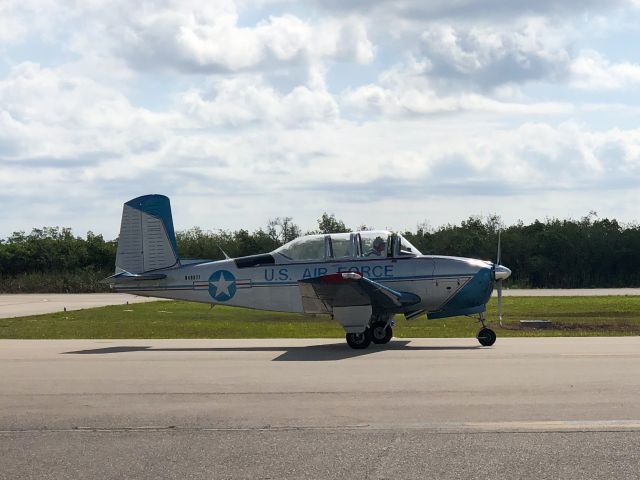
[298,272,420,314]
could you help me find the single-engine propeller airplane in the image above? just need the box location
[105,195,511,349]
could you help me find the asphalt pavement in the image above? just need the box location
[1,337,639,479]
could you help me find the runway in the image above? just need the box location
[2,337,640,479]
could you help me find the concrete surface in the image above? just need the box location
[0,293,163,319]
[1,337,640,479]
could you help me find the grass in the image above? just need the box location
[1,296,640,339]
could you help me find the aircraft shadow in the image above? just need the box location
[62,341,481,361]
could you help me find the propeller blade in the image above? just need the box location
[495,231,505,327]
[497,279,503,327]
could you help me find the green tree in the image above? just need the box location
[316,213,349,234]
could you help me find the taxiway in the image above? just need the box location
[1,337,639,479]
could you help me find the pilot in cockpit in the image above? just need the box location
[367,236,387,257]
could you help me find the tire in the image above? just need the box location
[477,327,497,347]
[346,329,372,349]
[370,321,393,344]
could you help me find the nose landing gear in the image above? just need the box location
[476,312,497,346]
[477,327,497,346]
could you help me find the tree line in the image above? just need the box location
[1,213,639,293]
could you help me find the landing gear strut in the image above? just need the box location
[476,312,497,347]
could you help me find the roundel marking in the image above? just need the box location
[208,270,237,301]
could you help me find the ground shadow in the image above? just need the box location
[62,341,481,361]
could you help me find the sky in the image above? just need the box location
[2,0,640,239]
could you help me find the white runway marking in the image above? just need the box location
[560,353,640,357]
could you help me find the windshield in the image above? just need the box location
[274,235,326,261]
[398,234,422,256]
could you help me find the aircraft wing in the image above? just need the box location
[298,272,420,314]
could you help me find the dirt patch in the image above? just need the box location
[501,322,640,333]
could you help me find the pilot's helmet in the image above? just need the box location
[372,236,386,253]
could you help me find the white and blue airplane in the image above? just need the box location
[106,195,511,349]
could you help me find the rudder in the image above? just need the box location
[115,194,180,274]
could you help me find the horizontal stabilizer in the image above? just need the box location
[102,271,167,284]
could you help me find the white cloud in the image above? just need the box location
[3,0,640,238]
[570,50,640,89]
[418,19,571,88]
[344,82,571,116]
[179,72,339,127]
[0,4,27,46]
[0,0,62,46]
[63,1,375,74]
[343,58,572,116]
[0,62,178,168]
[315,0,633,21]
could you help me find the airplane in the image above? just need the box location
[105,194,512,349]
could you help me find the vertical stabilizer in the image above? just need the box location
[115,195,180,274]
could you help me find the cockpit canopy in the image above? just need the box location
[273,231,422,262]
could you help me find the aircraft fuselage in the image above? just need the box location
[115,254,495,319]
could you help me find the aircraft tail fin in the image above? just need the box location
[115,194,180,274]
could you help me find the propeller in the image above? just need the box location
[496,231,502,326]
[493,231,512,327]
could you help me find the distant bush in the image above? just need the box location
[0,228,116,293]
[1,212,640,293]
[0,269,112,293]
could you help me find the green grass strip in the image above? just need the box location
[1,296,640,339]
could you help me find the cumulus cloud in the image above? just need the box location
[315,0,632,21]
[62,1,374,74]
[0,62,179,177]
[3,0,640,236]
[343,58,572,116]
[0,0,61,46]
[180,74,339,127]
[570,50,640,89]
[344,81,572,117]
[417,20,571,89]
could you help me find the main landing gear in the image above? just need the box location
[346,319,394,349]
[476,312,497,347]
[370,320,393,345]
[346,329,372,349]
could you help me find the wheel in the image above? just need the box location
[346,329,372,349]
[370,321,393,344]
[477,327,497,347]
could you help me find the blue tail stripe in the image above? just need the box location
[126,194,179,257]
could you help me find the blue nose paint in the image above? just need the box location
[428,267,494,319]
